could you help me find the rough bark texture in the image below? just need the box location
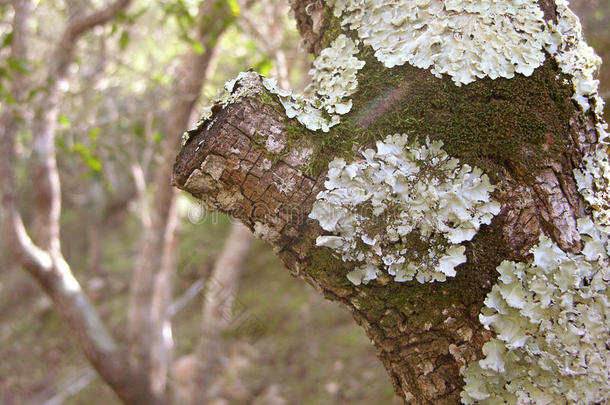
[173,2,604,404]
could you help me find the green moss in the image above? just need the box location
[307,248,353,287]
[319,13,347,51]
[301,46,577,182]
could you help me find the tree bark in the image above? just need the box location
[173,1,607,403]
[29,0,131,251]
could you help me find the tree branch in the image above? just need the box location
[65,0,131,40]
[174,47,599,400]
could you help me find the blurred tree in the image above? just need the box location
[0,1,170,403]
[126,0,240,396]
[0,0,242,403]
[174,1,610,404]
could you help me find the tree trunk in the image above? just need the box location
[173,1,609,403]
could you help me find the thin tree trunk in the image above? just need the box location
[183,222,252,405]
[127,0,238,394]
[0,1,168,404]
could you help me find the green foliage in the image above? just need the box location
[2,58,30,79]
[255,58,273,76]
[118,30,130,51]
[190,39,205,55]
[72,142,103,174]
[1,31,14,49]
[58,114,71,127]
[161,0,197,39]
[227,0,240,16]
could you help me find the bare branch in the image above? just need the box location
[29,0,132,251]
[65,0,131,40]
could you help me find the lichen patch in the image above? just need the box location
[328,0,550,86]
[262,34,365,132]
[462,218,610,404]
[309,134,500,284]
[547,1,605,126]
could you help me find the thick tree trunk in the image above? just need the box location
[174,1,608,403]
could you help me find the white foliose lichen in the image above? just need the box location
[546,0,608,142]
[574,146,610,233]
[461,217,610,405]
[327,0,550,86]
[262,34,365,132]
[309,134,501,284]
[460,1,610,402]
[182,37,365,142]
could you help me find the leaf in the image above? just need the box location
[85,156,102,173]
[72,142,102,173]
[1,32,14,49]
[6,57,30,74]
[0,66,10,80]
[255,59,273,76]
[5,92,16,105]
[58,115,71,126]
[191,40,205,55]
[153,131,163,144]
[88,127,101,141]
[227,0,240,16]
[119,31,130,51]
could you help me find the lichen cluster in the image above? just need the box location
[327,0,549,86]
[547,0,608,144]
[461,2,610,401]
[262,34,365,132]
[575,147,610,233]
[462,218,610,404]
[309,134,500,285]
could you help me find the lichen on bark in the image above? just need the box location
[173,0,609,403]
